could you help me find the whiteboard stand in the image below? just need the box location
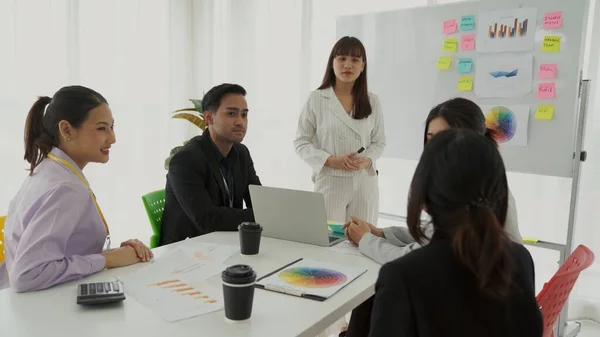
[377,79,590,337]
[560,78,590,337]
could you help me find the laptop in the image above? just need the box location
[249,185,345,247]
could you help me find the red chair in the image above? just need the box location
[536,245,595,337]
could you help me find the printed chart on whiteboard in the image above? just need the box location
[481,105,530,147]
[476,8,538,53]
[475,54,533,98]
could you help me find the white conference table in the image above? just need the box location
[0,232,381,337]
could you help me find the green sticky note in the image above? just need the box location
[457,76,473,92]
[542,36,561,52]
[457,58,473,73]
[522,237,539,244]
[460,15,476,31]
[437,56,452,70]
[535,105,555,120]
[442,38,459,52]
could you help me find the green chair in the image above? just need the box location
[141,189,166,248]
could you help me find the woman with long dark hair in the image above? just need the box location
[340,98,524,337]
[344,98,522,265]
[369,128,542,337]
[1,85,152,293]
[294,36,386,227]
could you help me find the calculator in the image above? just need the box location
[76,280,126,305]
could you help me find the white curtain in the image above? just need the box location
[0,0,195,244]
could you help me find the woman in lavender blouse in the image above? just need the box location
[1,85,153,293]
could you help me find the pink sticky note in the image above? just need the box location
[443,20,458,34]
[537,83,556,99]
[461,34,475,50]
[538,64,558,79]
[543,11,563,29]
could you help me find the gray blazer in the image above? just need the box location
[358,189,522,265]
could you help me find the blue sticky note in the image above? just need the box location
[458,58,473,73]
[328,223,344,234]
[460,15,476,31]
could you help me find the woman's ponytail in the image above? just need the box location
[483,128,499,147]
[452,202,512,297]
[24,96,54,174]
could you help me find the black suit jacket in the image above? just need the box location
[159,129,261,245]
[369,235,543,337]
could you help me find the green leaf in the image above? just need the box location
[165,146,184,170]
[171,110,206,130]
[170,145,183,156]
[189,99,203,114]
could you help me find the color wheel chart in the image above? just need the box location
[485,106,517,143]
[279,267,348,288]
[148,278,218,303]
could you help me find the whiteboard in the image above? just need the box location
[337,0,590,178]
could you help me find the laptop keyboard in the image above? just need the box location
[329,236,340,243]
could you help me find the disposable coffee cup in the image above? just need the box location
[238,222,262,255]
[221,264,257,321]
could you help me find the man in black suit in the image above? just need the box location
[159,83,261,245]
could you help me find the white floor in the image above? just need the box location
[578,320,600,337]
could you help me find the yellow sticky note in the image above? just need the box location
[542,36,561,52]
[535,105,555,120]
[457,76,473,91]
[442,38,458,52]
[522,237,539,244]
[436,56,452,70]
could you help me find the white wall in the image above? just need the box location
[0,0,197,252]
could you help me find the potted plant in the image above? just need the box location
[164,99,206,169]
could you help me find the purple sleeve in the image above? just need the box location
[9,184,106,293]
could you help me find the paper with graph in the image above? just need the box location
[475,54,533,98]
[257,259,366,299]
[480,105,530,147]
[476,8,538,53]
[117,243,238,322]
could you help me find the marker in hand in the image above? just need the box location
[357,147,365,154]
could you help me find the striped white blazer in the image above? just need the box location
[293,86,386,180]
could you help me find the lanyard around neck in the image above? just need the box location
[47,153,111,248]
[220,169,233,208]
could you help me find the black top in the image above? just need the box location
[159,129,261,245]
[369,233,543,337]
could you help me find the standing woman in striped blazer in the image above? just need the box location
[294,36,386,227]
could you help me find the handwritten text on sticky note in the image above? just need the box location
[542,36,561,52]
[458,58,473,73]
[437,56,452,70]
[458,76,473,92]
[538,64,557,79]
[543,11,562,29]
[537,83,556,99]
[443,38,458,52]
[461,35,475,51]
[535,105,555,120]
[460,15,475,31]
[443,19,458,34]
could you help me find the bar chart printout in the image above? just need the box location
[476,8,538,53]
[117,244,238,322]
[488,18,528,38]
